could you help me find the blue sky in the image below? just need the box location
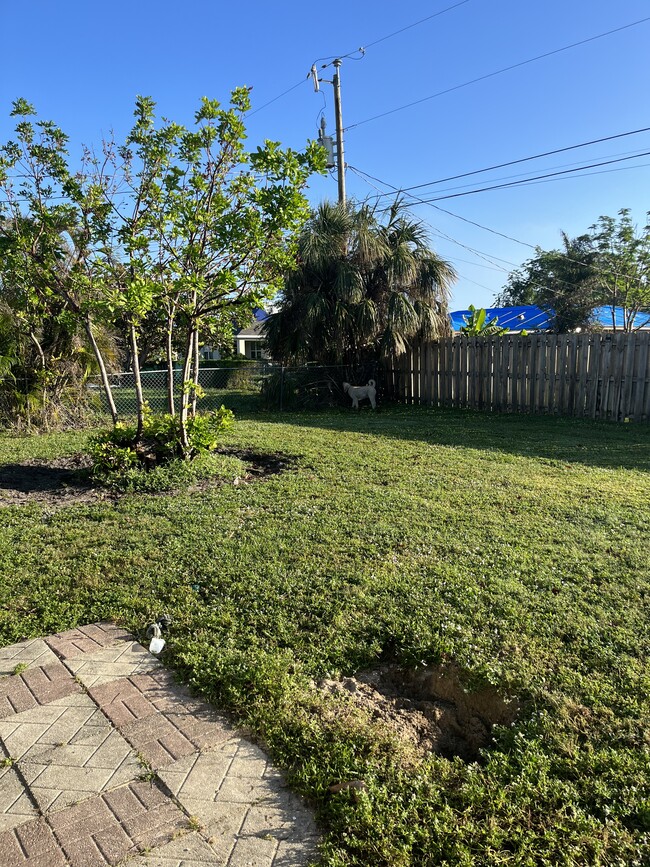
[3,0,650,309]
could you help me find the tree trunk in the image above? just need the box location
[29,331,46,369]
[191,325,200,418]
[83,315,118,424]
[179,325,194,454]
[166,319,175,416]
[129,322,146,440]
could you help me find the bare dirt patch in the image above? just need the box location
[319,662,518,760]
[0,448,295,508]
[0,455,103,508]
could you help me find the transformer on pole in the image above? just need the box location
[312,59,346,204]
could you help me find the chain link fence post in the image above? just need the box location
[279,365,284,412]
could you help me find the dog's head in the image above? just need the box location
[342,382,351,394]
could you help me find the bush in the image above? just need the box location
[89,406,234,488]
[260,366,380,410]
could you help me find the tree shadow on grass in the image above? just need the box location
[0,457,97,507]
[234,405,650,473]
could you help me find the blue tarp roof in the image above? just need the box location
[449,305,650,332]
[449,306,550,332]
[592,306,650,329]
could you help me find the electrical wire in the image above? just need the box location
[347,151,650,209]
[315,0,473,69]
[247,78,307,118]
[365,126,650,198]
[394,147,649,197]
[346,16,650,131]
[347,165,634,298]
[363,0,472,49]
[310,0,472,77]
[417,151,650,202]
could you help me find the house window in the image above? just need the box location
[245,340,263,360]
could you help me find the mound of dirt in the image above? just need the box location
[319,662,518,760]
[0,455,103,508]
[0,448,295,509]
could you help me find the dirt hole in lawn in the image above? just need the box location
[0,449,295,508]
[319,662,518,761]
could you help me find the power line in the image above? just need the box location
[366,126,650,198]
[363,0,472,50]
[346,16,650,131]
[348,167,517,272]
[348,165,633,298]
[313,0,472,70]
[417,151,650,202]
[248,78,307,117]
[406,147,649,197]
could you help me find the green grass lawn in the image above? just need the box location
[1,407,649,865]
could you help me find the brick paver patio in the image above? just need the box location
[0,625,319,866]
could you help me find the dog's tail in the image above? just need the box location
[368,379,376,388]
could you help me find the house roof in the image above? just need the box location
[236,319,266,338]
[449,305,550,332]
[449,305,650,332]
[235,308,269,338]
[592,306,650,329]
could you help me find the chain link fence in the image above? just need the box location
[87,362,387,416]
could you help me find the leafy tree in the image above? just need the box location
[497,211,650,332]
[0,102,121,421]
[589,209,650,330]
[0,95,324,452]
[117,93,325,449]
[460,305,509,335]
[264,199,455,366]
[496,233,598,332]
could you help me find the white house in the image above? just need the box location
[234,310,270,359]
[199,308,270,362]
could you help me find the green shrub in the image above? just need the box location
[260,369,340,409]
[89,406,235,489]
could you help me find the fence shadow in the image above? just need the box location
[241,404,650,474]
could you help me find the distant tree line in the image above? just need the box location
[496,209,650,332]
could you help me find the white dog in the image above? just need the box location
[343,379,377,409]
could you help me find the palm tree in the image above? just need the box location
[264,199,455,367]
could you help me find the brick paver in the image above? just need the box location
[65,640,161,687]
[45,622,131,660]
[122,714,199,769]
[0,816,67,867]
[2,692,141,813]
[121,831,224,866]
[49,780,188,866]
[0,660,80,719]
[0,639,59,678]
[159,741,319,863]
[90,670,232,768]
[0,625,320,865]
[0,763,38,832]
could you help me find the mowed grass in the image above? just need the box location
[1,407,649,865]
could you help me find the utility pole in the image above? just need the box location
[332,60,346,205]
[312,59,346,205]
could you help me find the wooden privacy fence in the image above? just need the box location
[389,332,650,422]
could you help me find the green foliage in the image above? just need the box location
[498,211,650,332]
[265,199,456,366]
[460,305,509,336]
[89,406,234,487]
[590,209,650,328]
[0,92,325,436]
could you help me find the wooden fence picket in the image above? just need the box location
[391,332,650,422]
